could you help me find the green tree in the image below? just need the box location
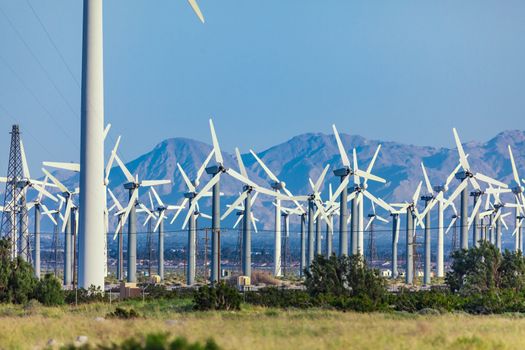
[33,273,64,306]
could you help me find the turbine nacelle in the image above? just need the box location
[333,167,351,177]
[271,181,285,190]
[124,182,139,190]
[512,185,524,195]
[205,164,226,175]
[455,170,473,180]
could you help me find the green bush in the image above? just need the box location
[33,273,64,306]
[0,239,38,304]
[245,287,314,308]
[64,285,107,304]
[193,282,241,311]
[107,307,140,319]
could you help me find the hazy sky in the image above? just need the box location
[0,0,524,173]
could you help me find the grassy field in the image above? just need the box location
[1,299,525,349]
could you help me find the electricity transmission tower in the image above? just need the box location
[0,125,28,260]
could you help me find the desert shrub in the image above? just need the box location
[251,270,281,286]
[0,239,39,304]
[245,287,314,308]
[33,273,64,306]
[304,254,387,309]
[193,282,241,311]
[389,289,463,313]
[107,307,140,319]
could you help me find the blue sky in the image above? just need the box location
[0,0,524,173]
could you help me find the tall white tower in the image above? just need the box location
[78,0,105,289]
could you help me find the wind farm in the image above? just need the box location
[1,1,525,349]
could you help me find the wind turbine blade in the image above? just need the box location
[40,203,57,226]
[421,162,433,195]
[199,213,212,220]
[363,190,393,212]
[20,140,30,179]
[352,149,360,185]
[108,188,124,211]
[332,124,350,167]
[196,149,215,185]
[474,173,508,189]
[105,136,121,183]
[103,123,111,140]
[114,154,135,183]
[153,213,163,232]
[150,187,164,207]
[177,163,196,193]
[395,216,400,243]
[366,144,382,176]
[61,199,73,233]
[249,149,279,183]
[354,169,386,184]
[235,147,248,178]
[330,176,350,203]
[148,191,155,210]
[194,173,221,203]
[444,180,468,209]
[43,161,81,172]
[376,215,389,224]
[412,181,422,205]
[365,216,375,231]
[314,164,330,193]
[445,162,462,190]
[119,189,138,233]
[508,145,521,186]
[221,192,248,220]
[251,213,258,233]
[141,179,171,187]
[250,191,259,206]
[468,198,482,230]
[170,198,188,224]
[182,202,197,230]
[233,214,243,229]
[32,183,57,202]
[41,168,69,194]
[420,197,438,219]
[445,217,457,235]
[500,213,510,230]
[452,128,470,170]
[209,119,223,164]
[187,0,205,23]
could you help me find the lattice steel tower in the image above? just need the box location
[0,125,28,260]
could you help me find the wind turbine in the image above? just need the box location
[447,128,508,250]
[331,125,387,257]
[113,154,170,283]
[508,145,525,252]
[249,150,304,277]
[148,187,180,280]
[172,150,214,286]
[42,168,79,286]
[78,0,205,290]
[221,147,282,278]
[391,181,425,285]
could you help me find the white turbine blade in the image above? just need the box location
[61,199,73,233]
[366,144,382,176]
[226,168,257,188]
[153,213,163,232]
[330,176,350,203]
[500,213,510,230]
[233,214,243,229]
[395,216,401,243]
[452,128,470,170]
[251,213,258,233]
[474,173,508,189]
[105,135,121,183]
[187,0,205,23]
[332,124,350,167]
[141,179,171,187]
[170,198,188,224]
[492,211,502,228]
[420,196,439,219]
[444,180,468,209]
[148,191,155,210]
[314,164,330,193]
[199,213,212,220]
[365,216,375,231]
[412,181,423,205]
[235,147,248,178]
[250,191,259,206]
[40,203,57,226]
[445,162,463,190]
[354,169,386,184]
[309,178,315,192]
[222,192,248,220]
[43,161,81,172]
[108,188,124,211]
[194,173,221,203]
[363,190,393,212]
[182,202,197,230]
[467,198,482,230]
[249,149,279,183]
[421,162,433,195]
[352,148,360,185]
[32,183,58,202]
[150,187,164,207]
[346,191,357,203]
[376,215,389,224]
[445,217,457,235]
[209,119,223,164]
[114,154,135,183]
[195,149,215,185]
[41,168,69,194]
[20,140,30,179]
[119,189,138,233]
[177,163,196,193]
[103,123,111,140]
[508,145,521,186]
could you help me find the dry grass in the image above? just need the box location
[1,301,525,349]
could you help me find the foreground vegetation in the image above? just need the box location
[4,300,525,349]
